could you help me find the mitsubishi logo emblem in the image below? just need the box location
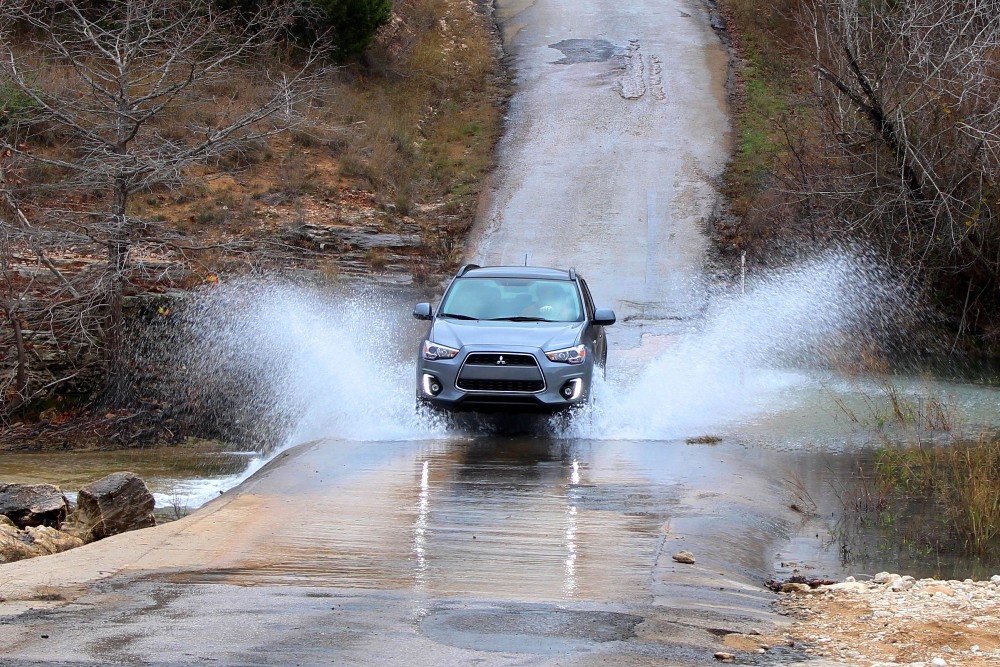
[496,355,507,365]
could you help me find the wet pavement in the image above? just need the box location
[0,437,805,665]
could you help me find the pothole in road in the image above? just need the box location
[549,38,622,64]
[421,604,643,654]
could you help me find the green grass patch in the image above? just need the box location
[0,80,39,132]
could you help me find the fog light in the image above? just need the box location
[561,378,583,400]
[422,374,442,396]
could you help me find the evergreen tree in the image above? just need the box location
[307,0,392,61]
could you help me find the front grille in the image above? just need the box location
[464,353,538,367]
[457,379,545,392]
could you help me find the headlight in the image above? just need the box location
[545,344,586,364]
[423,340,459,360]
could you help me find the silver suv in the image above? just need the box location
[414,265,616,413]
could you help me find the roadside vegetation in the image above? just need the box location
[0,0,505,435]
[717,0,1000,355]
[823,384,1000,572]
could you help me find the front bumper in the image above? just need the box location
[416,344,591,413]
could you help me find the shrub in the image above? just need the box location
[213,0,391,61]
[0,80,39,134]
[306,0,392,61]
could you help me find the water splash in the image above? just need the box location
[170,252,930,450]
[173,279,446,453]
[151,453,268,511]
[561,251,928,441]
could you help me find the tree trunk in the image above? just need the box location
[104,178,130,395]
[7,305,27,411]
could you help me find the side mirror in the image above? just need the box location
[413,302,433,320]
[593,308,616,326]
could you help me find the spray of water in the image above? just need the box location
[171,251,926,453]
[173,279,448,453]
[560,250,925,440]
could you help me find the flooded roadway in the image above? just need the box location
[0,434,804,665]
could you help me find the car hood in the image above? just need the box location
[429,319,585,351]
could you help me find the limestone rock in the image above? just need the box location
[0,483,69,528]
[0,522,85,562]
[818,581,867,594]
[672,550,696,564]
[0,522,38,562]
[295,224,422,250]
[25,525,84,555]
[713,651,735,662]
[891,576,916,592]
[781,582,812,593]
[76,472,155,540]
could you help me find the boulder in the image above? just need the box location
[0,483,69,528]
[781,582,813,594]
[76,472,156,540]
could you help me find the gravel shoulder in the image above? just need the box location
[761,574,1000,667]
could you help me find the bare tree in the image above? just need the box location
[773,0,1000,338]
[0,0,327,414]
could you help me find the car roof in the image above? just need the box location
[458,265,575,281]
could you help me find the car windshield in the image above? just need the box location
[439,278,584,322]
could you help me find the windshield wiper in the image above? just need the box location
[439,312,478,320]
[484,316,551,322]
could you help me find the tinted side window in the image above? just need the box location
[580,279,596,318]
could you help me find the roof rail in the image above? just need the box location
[458,263,480,277]
[568,267,577,281]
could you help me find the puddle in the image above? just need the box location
[421,604,642,653]
[549,39,622,65]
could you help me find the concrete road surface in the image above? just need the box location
[1,438,811,665]
[468,0,731,328]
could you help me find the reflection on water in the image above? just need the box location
[187,438,670,601]
[413,459,430,589]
